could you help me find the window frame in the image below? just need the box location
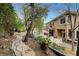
[60,17,65,24]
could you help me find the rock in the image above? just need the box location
[0,45,7,49]
[12,35,36,56]
[5,39,8,41]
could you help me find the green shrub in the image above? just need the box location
[37,36,51,45]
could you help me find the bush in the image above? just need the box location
[37,36,51,45]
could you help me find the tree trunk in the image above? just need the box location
[76,37,79,56]
[71,31,75,51]
[76,23,79,56]
[10,32,14,36]
[23,3,35,42]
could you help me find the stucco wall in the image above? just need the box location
[46,14,79,40]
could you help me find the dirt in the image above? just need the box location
[0,32,56,56]
[26,38,57,56]
[0,34,16,56]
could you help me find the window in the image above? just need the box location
[68,30,71,38]
[68,15,71,23]
[77,31,79,38]
[49,30,54,36]
[60,17,65,24]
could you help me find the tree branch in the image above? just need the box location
[72,25,79,32]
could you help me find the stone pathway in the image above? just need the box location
[12,32,36,56]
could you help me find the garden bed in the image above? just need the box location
[33,33,76,56]
[49,44,76,56]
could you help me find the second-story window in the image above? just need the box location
[60,17,65,24]
[68,15,71,23]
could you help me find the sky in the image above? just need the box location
[12,3,79,23]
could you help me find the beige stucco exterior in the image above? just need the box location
[46,12,79,41]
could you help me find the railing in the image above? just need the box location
[49,46,75,56]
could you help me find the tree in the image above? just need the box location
[76,25,79,56]
[23,3,48,42]
[33,18,44,33]
[0,3,16,36]
[15,17,26,32]
[64,4,79,51]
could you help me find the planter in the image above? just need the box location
[10,32,14,36]
[40,44,47,51]
[49,47,65,56]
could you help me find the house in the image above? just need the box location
[46,11,79,41]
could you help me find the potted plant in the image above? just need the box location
[37,36,51,51]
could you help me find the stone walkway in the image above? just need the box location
[12,32,36,56]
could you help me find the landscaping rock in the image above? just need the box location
[12,34,36,56]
